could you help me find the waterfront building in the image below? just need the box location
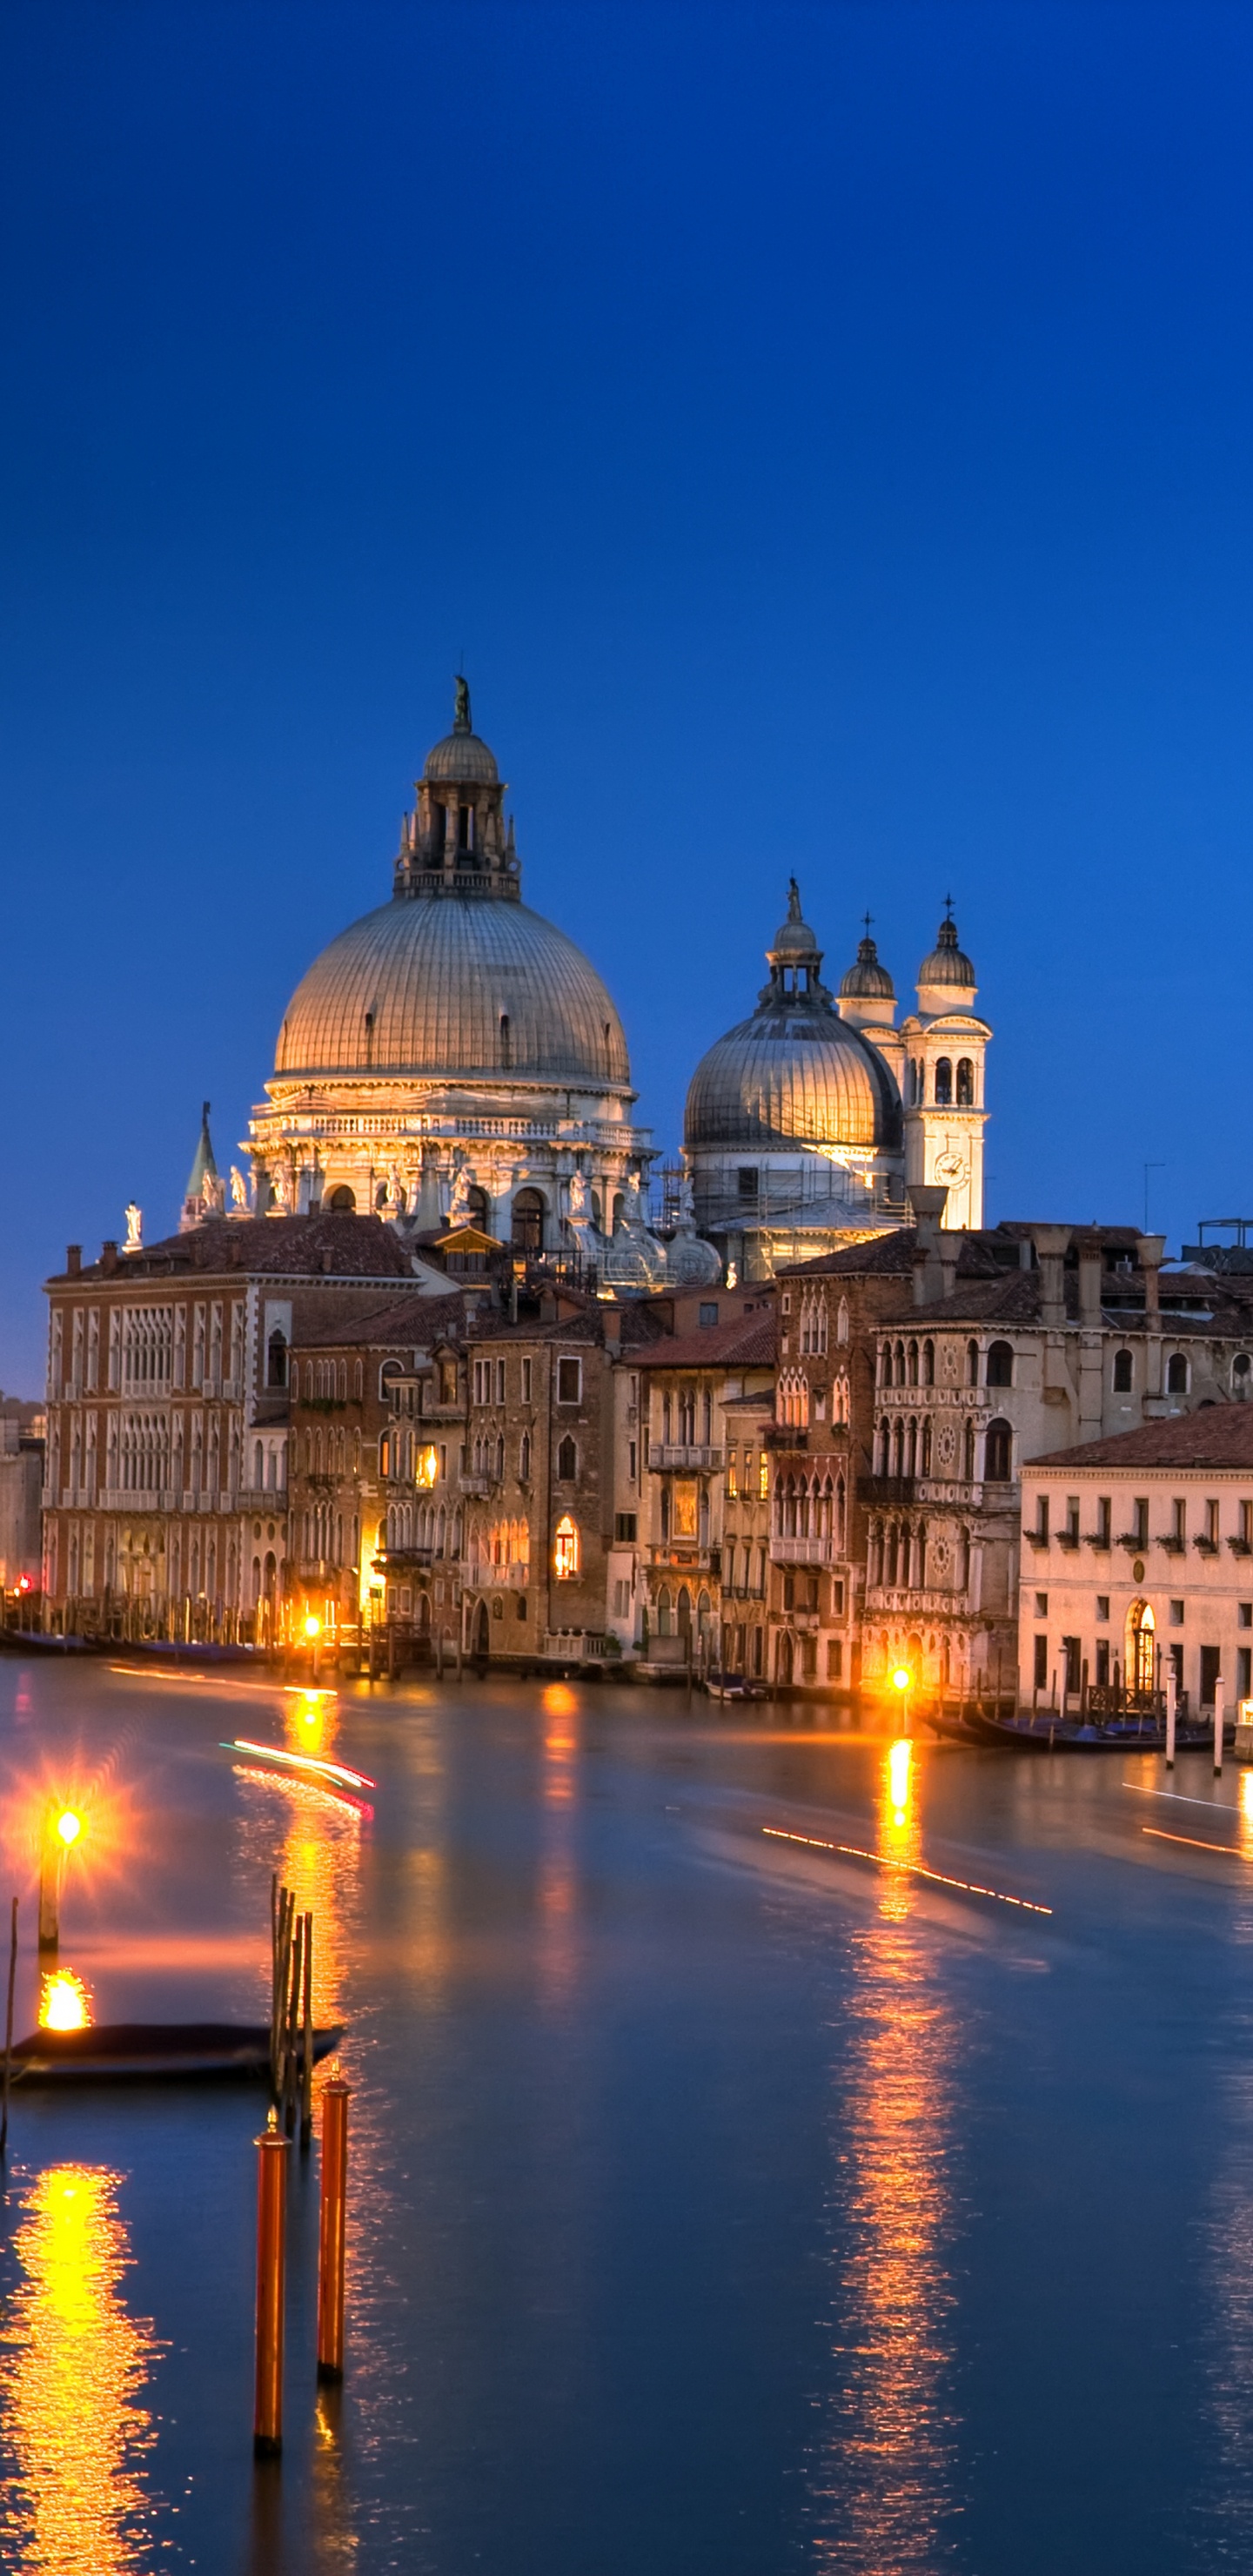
[633,1311,777,1679]
[0,1415,43,1597]
[684,888,990,1280]
[1019,1408,1253,1715]
[767,1207,1253,1703]
[40,1206,439,1640]
[247,681,667,1285]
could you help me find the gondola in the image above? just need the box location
[962,1707,1219,1754]
[7,2020,344,2084]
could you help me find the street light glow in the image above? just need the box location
[56,1810,83,1848]
[304,1615,322,1641]
[892,1667,911,1693]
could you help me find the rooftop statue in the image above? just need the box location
[453,674,472,733]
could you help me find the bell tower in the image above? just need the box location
[899,903,991,1231]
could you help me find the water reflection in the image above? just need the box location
[539,1693,580,2008]
[0,2165,161,2573]
[809,1741,960,2568]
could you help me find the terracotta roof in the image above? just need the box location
[634,1315,777,1370]
[1028,1405,1253,1472]
[56,1213,418,1285]
[292,1292,466,1352]
[777,1229,917,1278]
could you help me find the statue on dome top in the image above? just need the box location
[453,674,472,733]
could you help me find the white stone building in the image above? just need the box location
[1019,1407,1253,1716]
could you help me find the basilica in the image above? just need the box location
[244,681,991,1279]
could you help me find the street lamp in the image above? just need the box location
[891,1664,913,1737]
[39,1807,84,1954]
[304,1612,322,1681]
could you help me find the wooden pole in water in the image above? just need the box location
[253,2107,289,2456]
[285,1913,303,2137]
[271,1888,291,2098]
[0,1898,17,2157]
[1215,1673,1226,1776]
[300,1910,314,2150]
[1166,1665,1177,1769]
[37,1821,59,1956]
[269,1874,279,2089]
[317,2080,351,2381]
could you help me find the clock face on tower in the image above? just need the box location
[935,1149,967,1185]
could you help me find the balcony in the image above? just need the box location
[649,1444,723,1472]
[459,1473,498,1498]
[857,1476,918,1508]
[771,1535,837,1566]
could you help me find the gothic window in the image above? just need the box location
[891,1419,905,1478]
[894,1340,906,1385]
[1166,1353,1189,1393]
[987,1341,1014,1387]
[519,1432,532,1482]
[935,1058,953,1106]
[267,1329,287,1389]
[907,1339,919,1386]
[984,1419,1013,1482]
[963,1419,976,1479]
[966,1338,980,1386]
[877,1419,890,1476]
[922,1338,935,1385]
[1113,1349,1134,1392]
[553,1515,580,1579]
[837,1299,849,1345]
[956,1057,975,1106]
[1235,1354,1252,1394]
[921,1417,932,1474]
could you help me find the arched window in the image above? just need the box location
[955,1057,974,1106]
[987,1341,1014,1387]
[1235,1354,1252,1396]
[922,1338,935,1386]
[877,1419,890,1476]
[657,1585,672,1636]
[894,1340,906,1386]
[935,1058,953,1105]
[907,1339,919,1386]
[327,1185,355,1211]
[984,1419,1013,1482]
[519,1432,532,1482]
[557,1434,577,1479]
[837,1299,849,1345]
[963,1420,976,1479]
[906,1416,918,1477]
[891,1419,905,1479]
[1113,1349,1134,1392]
[466,1186,490,1231]
[966,1338,980,1387]
[511,1189,546,1255]
[266,1329,287,1389]
[253,1441,264,1487]
[1166,1353,1189,1394]
[1126,1598,1156,1695]
[921,1417,932,1474]
[553,1516,580,1580]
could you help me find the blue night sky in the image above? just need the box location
[3,2,1253,1391]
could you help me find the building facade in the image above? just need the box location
[1019,1408,1253,1715]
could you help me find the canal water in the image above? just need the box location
[0,1660,1250,2573]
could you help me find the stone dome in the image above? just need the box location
[685,1003,901,1152]
[918,906,975,990]
[422,728,499,786]
[275,894,630,1088]
[839,929,895,1003]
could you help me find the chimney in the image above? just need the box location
[66,1244,81,1278]
[907,1183,949,1306]
[602,1305,622,1348]
[1136,1233,1166,1320]
[1075,1231,1103,1325]
[1030,1225,1071,1327]
[101,1240,118,1277]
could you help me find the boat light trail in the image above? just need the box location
[761,1827,1053,1915]
[222,1741,374,1791]
[1142,1826,1247,1858]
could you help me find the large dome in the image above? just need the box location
[275,894,630,1087]
[685,1007,900,1150]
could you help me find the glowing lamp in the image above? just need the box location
[56,1809,83,1848]
[892,1667,911,1694]
[304,1614,322,1641]
[17,1575,30,1593]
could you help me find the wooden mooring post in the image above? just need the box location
[253,2108,289,2456]
[317,2080,351,2380]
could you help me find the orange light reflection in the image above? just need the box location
[0,2166,161,2572]
[808,1738,959,2566]
[39,1970,92,2032]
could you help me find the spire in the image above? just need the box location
[184,1102,218,1202]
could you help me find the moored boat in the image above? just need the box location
[8,2020,344,2084]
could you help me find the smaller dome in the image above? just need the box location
[919,905,975,989]
[423,729,499,786]
[769,876,820,962]
[840,929,895,1003]
[421,676,500,785]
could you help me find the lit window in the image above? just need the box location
[553,1514,580,1579]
